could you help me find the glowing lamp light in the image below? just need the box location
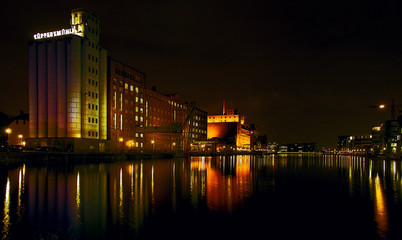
[379,104,385,109]
[119,138,124,142]
[5,128,11,134]
[151,140,155,144]
[18,134,23,139]
[76,134,81,138]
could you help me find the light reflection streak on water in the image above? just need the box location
[16,164,25,223]
[2,178,10,240]
[374,174,389,238]
[119,168,123,220]
[151,165,155,211]
[76,172,81,222]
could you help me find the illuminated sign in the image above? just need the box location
[33,25,83,40]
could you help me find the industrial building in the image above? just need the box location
[206,101,257,153]
[26,9,207,153]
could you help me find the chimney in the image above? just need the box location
[223,99,226,115]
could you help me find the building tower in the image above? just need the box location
[28,9,108,152]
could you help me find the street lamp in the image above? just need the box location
[151,139,155,152]
[18,134,23,145]
[5,128,11,146]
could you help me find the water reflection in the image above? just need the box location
[374,174,388,238]
[1,155,402,239]
[2,178,10,240]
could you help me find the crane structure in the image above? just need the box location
[143,102,196,154]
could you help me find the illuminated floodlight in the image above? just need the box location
[5,128,11,134]
[379,104,385,109]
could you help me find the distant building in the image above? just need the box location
[4,112,29,146]
[384,120,399,154]
[371,125,385,155]
[337,135,371,154]
[207,101,256,152]
[278,143,315,153]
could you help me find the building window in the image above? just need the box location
[113,92,117,110]
[113,113,117,129]
[125,83,128,90]
[88,131,91,137]
[135,87,139,93]
[130,85,134,91]
[120,114,123,130]
[88,103,91,109]
[88,117,91,123]
[120,93,123,111]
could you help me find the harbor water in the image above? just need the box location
[1,154,402,239]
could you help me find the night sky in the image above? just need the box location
[1,0,401,148]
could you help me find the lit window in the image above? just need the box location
[135,97,138,103]
[135,87,139,93]
[135,133,139,137]
[120,114,123,130]
[120,93,123,111]
[125,83,128,89]
[114,92,117,109]
[130,85,134,91]
[135,116,138,121]
[136,107,138,112]
[113,113,117,129]
[135,142,139,147]
[140,117,143,122]
[140,98,143,104]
